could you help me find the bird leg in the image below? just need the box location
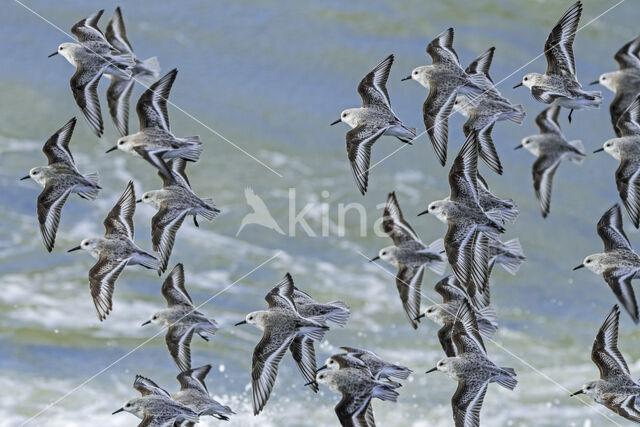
[567,109,574,123]
[193,215,199,227]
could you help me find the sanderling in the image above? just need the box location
[106,69,203,178]
[20,117,100,252]
[426,300,517,427]
[142,264,218,371]
[574,204,640,323]
[112,375,199,426]
[171,364,235,421]
[138,158,219,273]
[49,10,134,137]
[331,54,416,195]
[590,36,640,136]
[371,191,445,329]
[105,7,161,137]
[570,305,640,422]
[515,105,585,218]
[488,238,526,277]
[420,135,504,292]
[234,273,330,415]
[68,181,160,320]
[403,27,485,166]
[338,346,412,384]
[593,95,640,228]
[418,275,497,357]
[453,47,526,174]
[315,365,399,427]
[514,1,602,122]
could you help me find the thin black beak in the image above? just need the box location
[401,75,412,81]
[136,199,142,203]
[67,246,81,252]
[573,264,585,271]
[369,256,380,263]
[593,148,604,153]
[330,119,341,126]
[48,51,58,58]
[425,367,438,374]
[112,408,124,414]
[514,144,523,150]
[20,175,30,180]
[417,208,429,216]
[513,82,523,89]
[415,313,426,321]
[589,80,599,86]
[234,320,247,326]
[570,390,584,397]
[304,380,317,387]
[141,320,151,326]
[316,365,328,373]
[105,146,118,153]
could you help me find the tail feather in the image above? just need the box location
[499,238,526,275]
[325,301,350,327]
[477,305,498,336]
[495,371,517,390]
[84,172,100,186]
[140,56,161,79]
[77,173,100,200]
[507,104,526,125]
[199,199,220,221]
[300,315,329,341]
[139,252,161,270]
[180,137,203,162]
[381,365,412,380]
[567,140,585,164]
[372,382,399,402]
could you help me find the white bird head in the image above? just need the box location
[375,246,398,265]
[427,357,458,379]
[518,136,542,156]
[422,305,444,325]
[334,108,361,128]
[453,96,471,117]
[113,398,145,418]
[235,310,268,330]
[68,237,102,259]
[594,72,618,92]
[571,380,602,401]
[406,66,430,88]
[142,309,172,328]
[517,73,542,89]
[575,254,606,274]
[24,167,48,186]
[420,200,448,223]
[138,190,163,209]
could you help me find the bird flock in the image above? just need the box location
[16,2,640,426]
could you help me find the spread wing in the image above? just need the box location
[161,263,193,307]
[42,117,77,169]
[89,256,130,321]
[614,35,640,70]
[71,10,107,44]
[396,264,424,329]
[382,192,420,245]
[251,329,295,415]
[452,300,487,356]
[357,55,393,110]
[106,76,135,137]
[346,124,388,195]
[435,275,467,303]
[166,324,195,372]
[591,305,632,379]
[532,154,562,218]
[152,207,188,274]
[335,391,373,427]
[289,335,319,392]
[465,47,495,83]
[535,106,563,136]
[105,7,134,55]
[616,94,640,137]
[449,134,479,204]
[137,69,177,131]
[603,270,639,324]
[133,375,171,397]
[615,158,640,229]
[544,1,581,77]
[103,181,136,239]
[597,204,632,252]
[71,64,105,137]
[265,273,297,312]
[423,85,458,166]
[452,379,489,427]
[177,364,211,394]
[426,27,460,66]
[37,183,72,252]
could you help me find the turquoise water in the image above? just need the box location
[2,0,640,425]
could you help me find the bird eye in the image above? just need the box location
[413,71,418,75]
[342,113,347,118]
[602,77,606,81]
[118,141,124,145]
[59,47,64,51]
[586,260,591,264]
[523,77,528,81]
[125,403,131,407]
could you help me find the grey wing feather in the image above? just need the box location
[103,181,136,239]
[137,69,177,131]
